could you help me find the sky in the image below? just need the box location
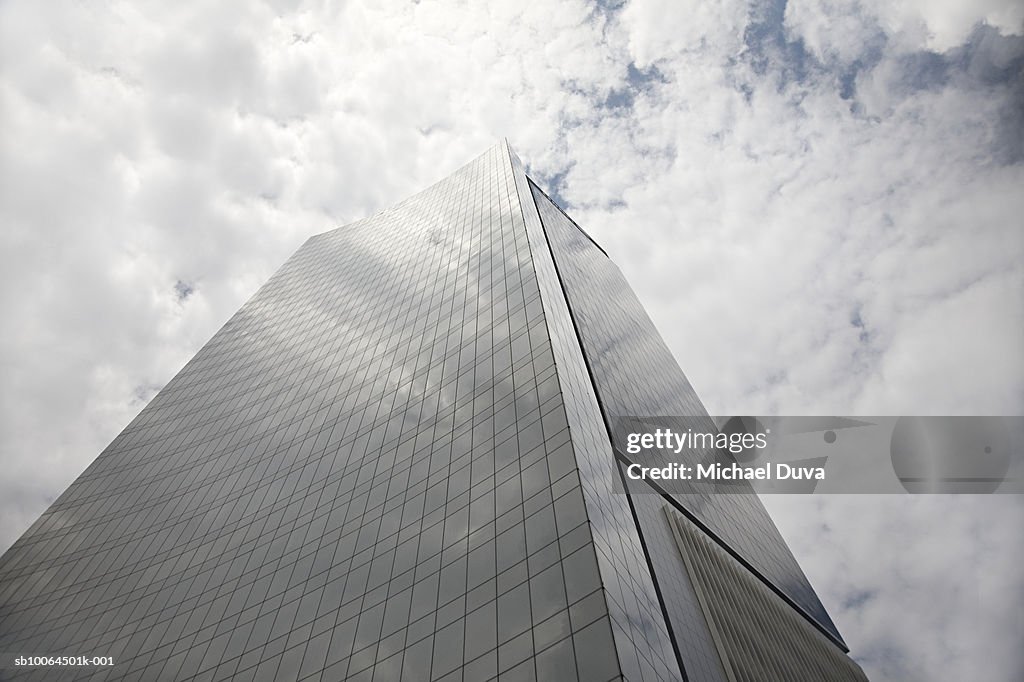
[1,0,1022,679]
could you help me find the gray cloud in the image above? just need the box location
[763,494,1024,680]
[1,1,1021,679]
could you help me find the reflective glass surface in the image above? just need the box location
[0,142,848,682]
[528,179,843,648]
[510,151,680,682]
[0,144,617,682]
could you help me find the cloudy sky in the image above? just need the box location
[1,0,1022,679]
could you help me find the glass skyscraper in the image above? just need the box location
[0,142,866,681]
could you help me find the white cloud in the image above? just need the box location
[764,494,1024,680]
[568,7,1024,419]
[620,0,751,66]
[786,0,1024,56]
[785,0,888,66]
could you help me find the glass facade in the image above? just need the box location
[527,180,845,646]
[0,142,862,681]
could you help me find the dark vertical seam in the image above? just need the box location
[526,178,850,656]
[522,176,690,682]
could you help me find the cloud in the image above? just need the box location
[1,1,1021,679]
[785,0,1024,56]
[763,494,1024,681]
[562,3,1024,419]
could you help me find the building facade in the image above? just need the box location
[0,143,865,681]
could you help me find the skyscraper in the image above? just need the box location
[0,142,866,681]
